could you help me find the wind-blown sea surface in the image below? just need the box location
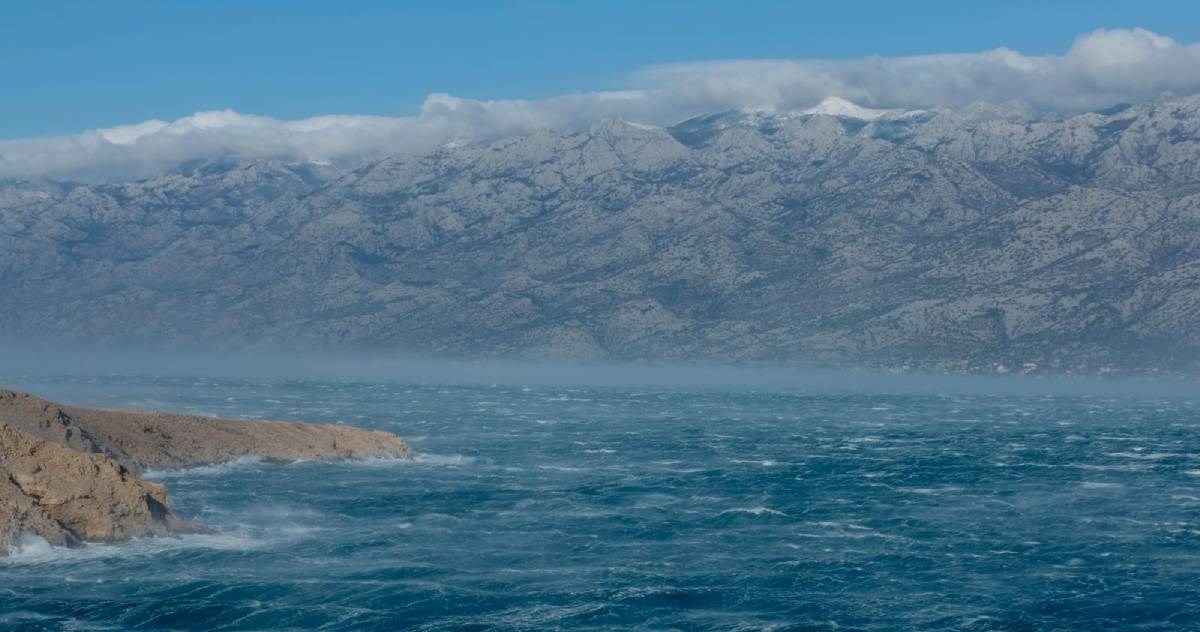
[1,373,1198,630]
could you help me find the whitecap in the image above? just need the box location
[730,459,780,467]
[808,521,872,530]
[719,507,788,517]
[897,486,961,495]
[412,453,476,466]
[537,464,585,472]
[1105,451,1180,460]
[1080,481,1124,490]
[1074,463,1151,472]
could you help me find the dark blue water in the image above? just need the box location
[2,375,1199,630]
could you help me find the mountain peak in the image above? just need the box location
[589,118,666,136]
[801,97,903,120]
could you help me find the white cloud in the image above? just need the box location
[639,27,1200,113]
[3,27,1199,182]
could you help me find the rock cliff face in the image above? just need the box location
[0,390,412,553]
[0,422,202,553]
[4,96,1200,371]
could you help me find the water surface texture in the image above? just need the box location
[2,375,1198,630]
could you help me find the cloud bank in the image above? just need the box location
[3,27,1200,182]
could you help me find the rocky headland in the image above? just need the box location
[0,389,411,554]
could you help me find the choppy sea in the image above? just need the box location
[1,373,1198,630]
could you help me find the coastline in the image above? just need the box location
[0,389,411,554]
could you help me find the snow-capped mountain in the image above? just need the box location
[799,96,912,120]
[4,95,1200,373]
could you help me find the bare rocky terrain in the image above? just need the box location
[0,390,411,553]
[0,390,412,470]
[3,96,1200,372]
[0,422,204,553]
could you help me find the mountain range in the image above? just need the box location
[3,96,1200,374]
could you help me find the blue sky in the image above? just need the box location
[3,0,1199,139]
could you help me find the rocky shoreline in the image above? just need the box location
[0,389,411,554]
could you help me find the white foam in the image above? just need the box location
[720,507,787,517]
[809,521,873,530]
[1074,463,1151,472]
[142,455,263,479]
[1105,451,1180,460]
[412,453,476,466]
[537,464,585,472]
[897,486,961,495]
[8,533,55,557]
[730,459,780,467]
[1080,481,1124,490]
[1,531,262,566]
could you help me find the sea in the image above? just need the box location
[1,370,1198,630]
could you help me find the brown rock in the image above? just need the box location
[0,390,412,471]
[0,422,204,553]
[0,389,413,554]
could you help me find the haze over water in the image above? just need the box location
[1,370,1198,630]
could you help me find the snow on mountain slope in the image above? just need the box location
[799,97,911,120]
[3,96,1200,373]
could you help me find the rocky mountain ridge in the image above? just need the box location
[4,95,1200,372]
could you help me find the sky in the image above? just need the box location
[3,0,1200,181]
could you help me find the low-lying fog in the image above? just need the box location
[2,345,1196,398]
